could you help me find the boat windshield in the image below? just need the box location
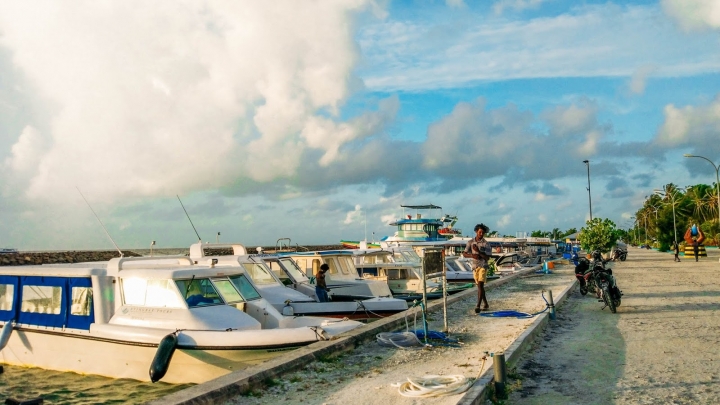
[242,263,281,286]
[279,258,307,281]
[359,253,393,264]
[174,278,224,308]
[122,278,186,308]
[211,278,245,304]
[394,250,421,263]
[335,256,354,275]
[229,274,262,301]
[446,260,463,272]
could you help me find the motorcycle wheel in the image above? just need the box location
[620,254,627,262]
[603,286,617,313]
[578,278,588,295]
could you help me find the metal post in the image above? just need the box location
[493,352,507,399]
[442,250,448,334]
[150,240,155,257]
[421,248,428,342]
[583,160,593,221]
[547,290,556,320]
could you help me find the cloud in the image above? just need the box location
[493,0,546,15]
[359,3,720,91]
[662,0,720,31]
[497,214,511,228]
[0,1,376,204]
[655,95,720,157]
[422,98,615,187]
[343,205,364,224]
[627,65,657,95]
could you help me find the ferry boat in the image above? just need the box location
[381,204,463,243]
[0,254,361,384]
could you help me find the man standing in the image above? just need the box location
[672,240,680,262]
[464,223,491,313]
[316,263,330,302]
[692,239,699,262]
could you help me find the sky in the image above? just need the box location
[1,0,720,250]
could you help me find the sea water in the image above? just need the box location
[0,364,191,404]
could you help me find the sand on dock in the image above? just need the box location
[223,264,577,405]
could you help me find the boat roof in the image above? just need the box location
[278,250,353,257]
[389,218,443,226]
[400,204,442,209]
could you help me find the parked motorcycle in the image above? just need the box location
[590,250,622,313]
[574,257,594,296]
[612,247,627,262]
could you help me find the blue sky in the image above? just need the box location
[1,0,720,250]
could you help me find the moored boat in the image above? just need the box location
[186,242,408,319]
[0,254,361,384]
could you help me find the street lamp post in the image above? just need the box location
[683,154,720,229]
[654,188,682,245]
[583,160,592,221]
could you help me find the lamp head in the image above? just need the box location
[683,154,692,157]
[582,160,589,164]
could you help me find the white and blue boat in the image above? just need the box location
[0,254,361,384]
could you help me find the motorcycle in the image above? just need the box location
[574,257,595,296]
[612,247,627,261]
[589,250,622,313]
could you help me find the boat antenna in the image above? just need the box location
[177,195,201,241]
[76,187,123,257]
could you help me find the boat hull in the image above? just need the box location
[0,321,361,384]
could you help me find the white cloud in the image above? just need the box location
[628,65,657,95]
[343,204,364,224]
[497,214,511,227]
[662,0,720,31]
[493,0,546,15]
[656,96,720,156]
[359,3,720,91]
[0,1,375,204]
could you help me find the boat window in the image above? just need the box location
[406,269,419,280]
[21,285,62,314]
[386,269,400,280]
[279,258,307,281]
[229,274,262,301]
[212,278,244,304]
[175,278,224,307]
[322,258,339,275]
[123,278,186,308]
[361,255,374,264]
[242,263,279,286]
[446,261,461,272]
[70,287,93,316]
[0,284,13,312]
[265,260,293,286]
[336,257,353,275]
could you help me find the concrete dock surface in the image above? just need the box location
[508,247,720,405]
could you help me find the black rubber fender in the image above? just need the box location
[149,333,178,383]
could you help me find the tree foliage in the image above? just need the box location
[579,218,619,253]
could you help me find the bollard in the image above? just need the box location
[547,290,556,320]
[493,352,507,400]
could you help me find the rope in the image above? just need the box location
[393,375,473,397]
[478,291,551,318]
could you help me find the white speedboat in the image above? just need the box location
[0,255,361,384]
[260,255,408,319]
[278,250,395,301]
[186,243,408,319]
[351,248,470,300]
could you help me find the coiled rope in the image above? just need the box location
[392,375,473,397]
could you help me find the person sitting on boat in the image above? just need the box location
[316,264,330,303]
[463,223,491,313]
[186,282,215,307]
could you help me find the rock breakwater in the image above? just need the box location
[0,245,344,266]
